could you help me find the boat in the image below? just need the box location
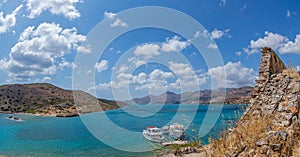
[169,123,185,140]
[142,126,165,143]
[8,116,23,122]
[143,123,185,143]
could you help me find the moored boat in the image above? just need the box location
[169,123,185,140]
[142,126,165,143]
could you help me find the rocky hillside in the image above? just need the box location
[0,83,126,117]
[130,86,253,105]
[174,47,300,156]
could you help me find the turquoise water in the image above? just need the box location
[0,104,245,157]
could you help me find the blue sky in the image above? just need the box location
[0,0,299,100]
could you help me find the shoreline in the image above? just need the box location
[0,103,247,118]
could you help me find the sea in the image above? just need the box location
[0,104,246,157]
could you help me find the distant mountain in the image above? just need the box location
[128,86,253,104]
[0,83,126,117]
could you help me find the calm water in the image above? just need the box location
[0,104,246,157]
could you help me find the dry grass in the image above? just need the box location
[283,69,300,79]
[208,112,300,156]
[209,114,274,156]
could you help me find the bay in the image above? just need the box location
[0,104,246,157]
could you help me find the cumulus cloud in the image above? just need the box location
[26,0,82,20]
[243,31,300,55]
[278,34,300,54]
[0,4,23,34]
[0,22,86,81]
[211,29,230,39]
[94,60,108,72]
[297,66,300,72]
[208,62,256,88]
[104,11,128,28]
[168,62,206,89]
[133,43,160,58]
[59,59,77,70]
[193,29,230,40]
[161,36,190,52]
[42,76,52,82]
[208,43,218,49]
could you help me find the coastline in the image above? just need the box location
[0,103,247,118]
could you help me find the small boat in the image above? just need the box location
[8,116,23,122]
[142,126,165,143]
[169,123,185,140]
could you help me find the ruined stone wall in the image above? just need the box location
[256,47,287,84]
[165,47,300,157]
[239,47,300,156]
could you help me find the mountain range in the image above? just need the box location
[128,86,254,104]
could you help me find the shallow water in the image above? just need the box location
[0,104,245,157]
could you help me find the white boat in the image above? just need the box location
[142,126,165,143]
[169,123,185,140]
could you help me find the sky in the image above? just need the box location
[0,0,299,100]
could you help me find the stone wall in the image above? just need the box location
[164,47,300,157]
[238,47,300,156]
[256,47,287,85]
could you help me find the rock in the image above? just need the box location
[257,139,268,146]
[284,113,294,121]
[277,103,284,112]
[288,107,298,115]
[270,143,282,151]
[282,120,291,127]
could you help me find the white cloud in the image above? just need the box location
[297,66,300,72]
[111,18,128,27]
[235,51,242,56]
[278,34,300,54]
[193,31,201,39]
[0,4,23,34]
[104,11,128,28]
[219,0,226,7]
[26,0,82,20]
[149,69,174,81]
[193,29,230,40]
[59,59,77,70]
[207,43,218,49]
[287,10,291,17]
[77,46,91,54]
[211,29,230,39]
[241,4,247,11]
[42,76,52,82]
[243,31,300,55]
[104,11,116,20]
[161,36,190,52]
[133,43,160,58]
[168,62,206,89]
[0,22,86,81]
[208,62,256,88]
[94,60,108,72]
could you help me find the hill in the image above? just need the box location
[129,86,253,105]
[0,83,126,117]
